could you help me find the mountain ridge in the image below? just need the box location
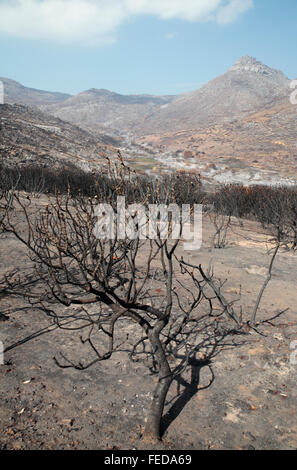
[134,56,290,136]
[0,103,115,171]
[1,56,296,180]
[2,56,292,136]
[0,77,72,106]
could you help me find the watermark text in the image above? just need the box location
[290,80,297,105]
[0,80,4,104]
[94,197,202,251]
[0,341,4,365]
[290,340,297,365]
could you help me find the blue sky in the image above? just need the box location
[0,0,296,96]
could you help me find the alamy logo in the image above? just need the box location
[290,80,297,105]
[93,197,203,251]
[290,341,297,365]
[0,80,4,104]
[0,341,4,365]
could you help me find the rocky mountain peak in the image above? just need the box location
[229,56,287,79]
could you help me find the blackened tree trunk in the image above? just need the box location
[144,319,173,442]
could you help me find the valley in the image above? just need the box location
[1,55,297,186]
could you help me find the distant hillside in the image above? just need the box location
[139,97,297,178]
[41,88,176,135]
[134,57,296,179]
[0,77,71,106]
[33,56,292,139]
[135,56,291,135]
[1,57,296,180]
[3,57,292,138]
[0,104,114,171]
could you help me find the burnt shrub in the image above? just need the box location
[211,183,297,248]
[0,161,205,206]
[0,163,103,197]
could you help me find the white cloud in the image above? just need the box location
[0,0,254,45]
[216,0,254,24]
